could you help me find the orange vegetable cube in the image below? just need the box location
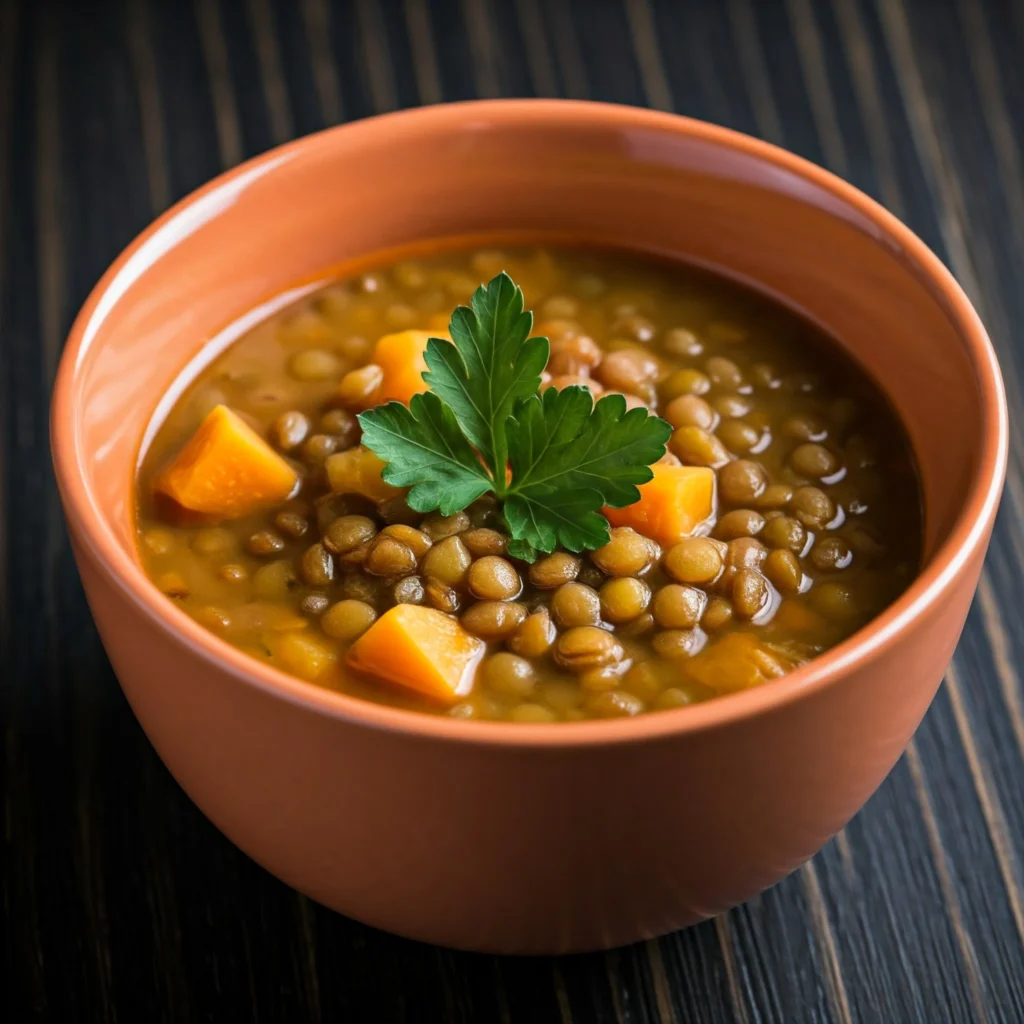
[348,604,486,703]
[325,446,405,501]
[372,329,450,406]
[685,633,794,695]
[604,463,715,548]
[156,405,298,519]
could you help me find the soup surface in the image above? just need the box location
[137,243,921,722]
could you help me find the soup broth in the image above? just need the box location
[137,243,921,721]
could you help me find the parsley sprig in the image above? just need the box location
[357,272,672,562]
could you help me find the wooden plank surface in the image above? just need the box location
[2,0,1023,1020]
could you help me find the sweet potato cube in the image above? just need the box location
[325,446,405,501]
[156,405,298,519]
[373,329,450,406]
[603,463,715,548]
[685,633,793,695]
[348,604,485,703]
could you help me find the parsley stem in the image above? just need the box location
[491,434,509,498]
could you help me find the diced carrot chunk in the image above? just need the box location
[156,405,298,519]
[685,633,794,695]
[348,604,485,703]
[604,463,715,548]
[372,329,450,406]
[325,446,405,501]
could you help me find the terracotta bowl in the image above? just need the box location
[51,100,1007,954]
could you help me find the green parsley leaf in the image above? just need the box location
[422,272,549,485]
[356,391,492,516]
[357,273,672,561]
[503,387,673,553]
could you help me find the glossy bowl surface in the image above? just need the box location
[51,100,1007,954]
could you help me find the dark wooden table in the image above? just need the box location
[3,0,1023,1020]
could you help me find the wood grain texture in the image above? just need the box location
[2,0,1023,1020]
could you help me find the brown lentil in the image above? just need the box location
[337,573,383,605]
[424,577,460,614]
[462,601,528,640]
[551,582,602,628]
[713,394,751,419]
[664,538,723,585]
[529,552,581,588]
[157,571,189,598]
[338,364,383,408]
[705,355,743,389]
[481,652,536,697]
[364,535,417,576]
[218,563,248,584]
[274,511,309,539]
[660,368,711,400]
[596,349,660,394]
[652,629,704,659]
[701,596,734,631]
[652,584,705,629]
[393,575,425,605]
[324,515,377,554]
[732,568,769,619]
[782,414,827,441]
[761,515,807,553]
[790,443,840,479]
[321,600,377,641]
[248,530,286,557]
[662,327,702,357]
[599,577,651,623]
[591,527,652,576]
[764,548,803,594]
[272,410,311,450]
[670,426,730,467]
[715,509,765,540]
[810,537,853,572]
[718,459,768,504]
[618,611,656,638]
[469,556,522,601]
[664,394,716,430]
[757,483,794,510]
[376,496,420,526]
[319,408,360,447]
[462,527,508,557]
[381,524,432,558]
[656,688,694,709]
[252,560,297,600]
[508,609,557,658]
[422,536,472,588]
[548,334,602,375]
[300,593,330,616]
[716,419,762,454]
[554,627,623,672]
[420,510,471,542]
[299,542,335,586]
[790,486,836,528]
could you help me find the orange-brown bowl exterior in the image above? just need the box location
[51,101,1007,954]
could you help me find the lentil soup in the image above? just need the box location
[137,243,922,721]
